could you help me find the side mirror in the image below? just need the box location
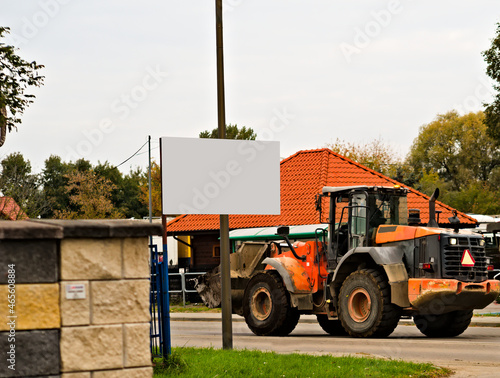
[276,226,290,236]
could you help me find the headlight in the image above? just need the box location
[449,238,457,245]
[479,239,485,246]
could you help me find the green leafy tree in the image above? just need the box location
[407,111,500,214]
[94,161,148,219]
[0,27,44,147]
[54,170,125,219]
[199,124,257,140]
[42,157,147,219]
[407,111,500,191]
[0,152,49,217]
[42,155,72,217]
[482,22,500,143]
[42,156,93,217]
[120,168,149,219]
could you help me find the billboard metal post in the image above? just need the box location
[215,0,233,350]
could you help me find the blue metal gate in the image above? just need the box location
[150,243,171,357]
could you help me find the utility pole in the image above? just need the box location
[215,0,233,350]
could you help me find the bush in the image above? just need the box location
[153,352,188,376]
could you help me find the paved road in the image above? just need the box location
[170,314,500,378]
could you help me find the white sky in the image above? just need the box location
[1,0,499,174]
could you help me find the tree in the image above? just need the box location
[483,22,500,143]
[41,156,94,217]
[139,161,161,217]
[0,152,49,217]
[406,111,500,214]
[0,27,44,147]
[54,170,124,219]
[94,161,148,219]
[42,155,72,217]
[199,124,257,140]
[326,137,403,177]
[407,111,500,191]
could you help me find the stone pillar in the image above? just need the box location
[0,219,162,378]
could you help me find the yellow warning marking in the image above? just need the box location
[461,249,475,267]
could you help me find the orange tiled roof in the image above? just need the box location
[0,197,29,220]
[166,148,477,233]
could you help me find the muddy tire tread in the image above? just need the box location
[414,310,473,338]
[339,268,401,338]
[243,272,291,336]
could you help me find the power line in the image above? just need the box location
[136,146,159,157]
[114,140,148,168]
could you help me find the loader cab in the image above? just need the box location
[320,186,409,267]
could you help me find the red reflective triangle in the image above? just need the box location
[461,249,475,267]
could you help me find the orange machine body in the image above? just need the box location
[265,240,328,293]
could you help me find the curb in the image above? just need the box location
[169,314,500,327]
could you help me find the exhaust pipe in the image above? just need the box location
[427,188,439,227]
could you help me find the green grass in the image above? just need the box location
[169,304,221,313]
[153,347,451,378]
[474,313,500,317]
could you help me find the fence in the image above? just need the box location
[168,271,206,306]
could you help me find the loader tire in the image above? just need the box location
[339,269,401,338]
[414,310,473,338]
[273,305,300,336]
[243,272,295,336]
[316,314,348,336]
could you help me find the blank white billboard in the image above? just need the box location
[161,137,280,215]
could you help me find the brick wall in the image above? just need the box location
[0,220,162,378]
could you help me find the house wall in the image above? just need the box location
[190,233,220,271]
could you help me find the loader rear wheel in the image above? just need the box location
[339,269,401,338]
[316,315,348,336]
[243,272,297,336]
[414,310,473,338]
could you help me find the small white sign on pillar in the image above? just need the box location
[65,284,86,300]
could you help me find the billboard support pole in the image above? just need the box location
[215,0,233,350]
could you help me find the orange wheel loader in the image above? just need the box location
[196,186,500,338]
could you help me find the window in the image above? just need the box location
[213,244,221,258]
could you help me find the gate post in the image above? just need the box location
[161,252,171,356]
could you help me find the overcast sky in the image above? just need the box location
[1,1,499,174]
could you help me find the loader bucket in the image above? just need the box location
[192,242,271,308]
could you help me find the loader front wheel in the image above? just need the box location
[339,269,401,338]
[414,310,473,338]
[243,272,294,336]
